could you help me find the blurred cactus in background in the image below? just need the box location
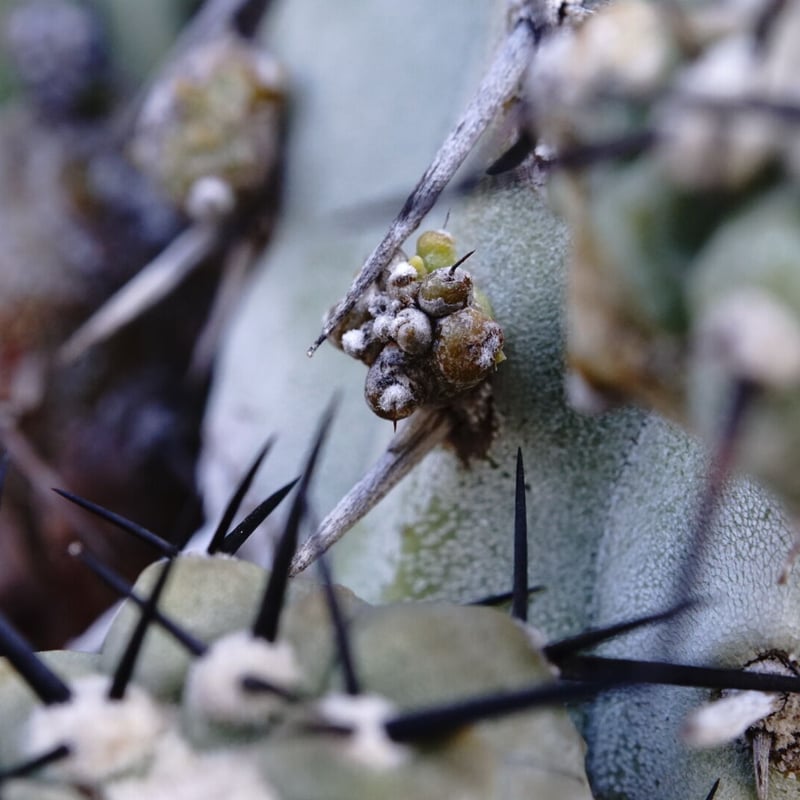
[0,0,283,646]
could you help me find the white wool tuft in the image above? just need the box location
[700,289,800,387]
[317,693,409,769]
[23,674,166,783]
[109,730,277,800]
[683,690,779,748]
[184,631,301,724]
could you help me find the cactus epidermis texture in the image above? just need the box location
[199,0,800,798]
[0,554,594,799]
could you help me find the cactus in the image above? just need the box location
[202,0,800,798]
[4,0,800,798]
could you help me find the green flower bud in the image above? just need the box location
[416,230,457,272]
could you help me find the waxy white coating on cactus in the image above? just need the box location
[107,730,277,800]
[391,308,432,355]
[184,631,301,724]
[23,674,165,783]
[315,692,409,769]
[371,313,395,343]
[376,383,416,417]
[386,262,422,304]
[341,328,368,359]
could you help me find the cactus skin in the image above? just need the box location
[1,1,797,799]
[0,553,594,799]
[200,1,800,798]
[585,414,800,799]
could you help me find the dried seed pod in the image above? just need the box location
[364,344,430,421]
[417,267,473,318]
[391,308,432,356]
[433,307,504,393]
[325,229,502,426]
[415,230,457,272]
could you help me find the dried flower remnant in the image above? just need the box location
[328,231,505,423]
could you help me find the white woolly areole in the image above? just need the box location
[565,370,615,415]
[571,1,669,92]
[661,35,771,187]
[185,175,236,221]
[683,690,780,748]
[317,692,409,768]
[184,631,301,724]
[253,51,286,94]
[108,730,277,800]
[23,674,166,783]
[699,289,800,387]
[529,0,669,121]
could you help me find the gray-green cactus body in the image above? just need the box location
[534,5,800,791]
[587,414,800,799]
[0,651,98,766]
[256,602,592,800]
[0,567,594,799]
[98,554,368,701]
[348,604,591,799]
[188,0,800,797]
[99,555,268,699]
